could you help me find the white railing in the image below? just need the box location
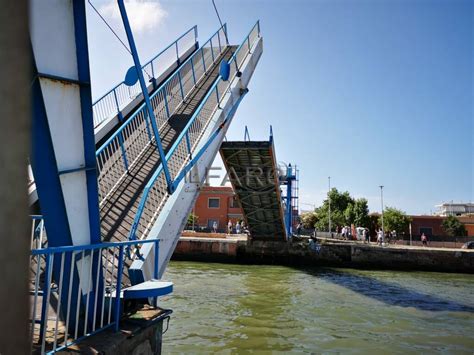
[96,24,228,205]
[92,26,198,128]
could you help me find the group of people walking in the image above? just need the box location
[213,220,247,234]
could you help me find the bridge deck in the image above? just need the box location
[220,141,287,241]
[100,47,234,243]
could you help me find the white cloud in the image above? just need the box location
[100,0,167,34]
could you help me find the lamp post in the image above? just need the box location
[379,185,384,235]
[328,176,331,235]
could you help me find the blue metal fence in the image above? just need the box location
[96,24,228,204]
[128,21,261,241]
[29,235,160,354]
[92,26,198,128]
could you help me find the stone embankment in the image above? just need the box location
[173,233,474,273]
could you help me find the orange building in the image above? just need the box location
[410,215,474,237]
[191,186,243,232]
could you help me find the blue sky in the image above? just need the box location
[86,0,473,215]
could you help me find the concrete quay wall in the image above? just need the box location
[172,236,474,274]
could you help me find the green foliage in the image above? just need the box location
[347,198,371,228]
[300,211,318,229]
[379,207,411,233]
[187,213,199,226]
[442,215,467,237]
[314,188,369,231]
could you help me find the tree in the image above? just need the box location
[187,213,199,229]
[442,215,467,237]
[314,188,356,231]
[379,207,411,234]
[300,211,318,229]
[343,199,370,227]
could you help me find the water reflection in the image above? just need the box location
[302,268,474,313]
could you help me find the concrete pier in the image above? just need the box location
[58,307,171,355]
[173,234,474,274]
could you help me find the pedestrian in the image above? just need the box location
[421,233,428,247]
[236,221,241,234]
[377,228,384,246]
[296,222,302,236]
[342,226,346,239]
[362,228,367,243]
[212,221,218,233]
[227,220,233,234]
[365,228,370,243]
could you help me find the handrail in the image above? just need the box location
[96,23,228,203]
[92,25,198,127]
[30,237,161,352]
[128,21,260,241]
[96,23,226,156]
[31,237,159,255]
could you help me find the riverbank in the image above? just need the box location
[172,234,474,273]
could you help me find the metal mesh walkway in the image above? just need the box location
[100,47,234,243]
[220,140,287,241]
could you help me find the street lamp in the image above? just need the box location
[379,185,384,234]
[328,176,331,234]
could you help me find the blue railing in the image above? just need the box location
[128,21,261,241]
[92,26,198,128]
[29,238,160,354]
[30,215,46,250]
[96,24,228,204]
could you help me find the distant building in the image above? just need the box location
[410,215,474,237]
[190,185,299,233]
[434,202,474,216]
[191,186,243,232]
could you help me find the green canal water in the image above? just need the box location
[160,261,474,354]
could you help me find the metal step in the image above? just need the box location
[116,280,173,299]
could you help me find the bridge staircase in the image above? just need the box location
[220,130,288,241]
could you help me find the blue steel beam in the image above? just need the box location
[73,0,101,244]
[117,0,173,193]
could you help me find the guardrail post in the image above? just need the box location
[215,86,221,109]
[154,240,159,279]
[175,41,180,65]
[153,240,159,307]
[118,0,173,192]
[191,59,196,85]
[210,41,215,62]
[178,71,185,100]
[114,245,124,332]
[224,23,229,45]
[150,62,157,89]
[164,90,170,118]
[185,131,192,158]
[39,253,53,347]
[217,30,222,52]
[201,47,206,72]
[112,89,121,119]
[117,113,129,170]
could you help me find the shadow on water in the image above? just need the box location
[301,267,474,313]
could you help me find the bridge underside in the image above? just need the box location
[220,141,287,241]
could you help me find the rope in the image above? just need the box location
[88,0,152,79]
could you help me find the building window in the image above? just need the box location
[230,196,240,208]
[419,227,433,236]
[208,197,220,209]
